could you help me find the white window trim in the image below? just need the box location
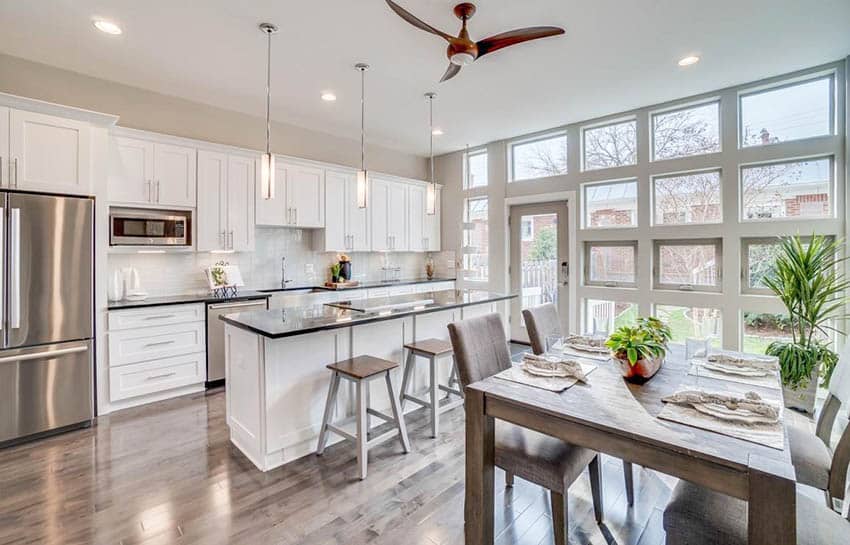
[649,98,722,162]
[581,178,639,230]
[738,70,837,150]
[464,147,488,190]
[507,130,569,183]
[581,116,638,172]
[462,196,489,282]
[739,154,835,223]
[653,238,723,293]
[583,240,639,288]
[650,167,724,227]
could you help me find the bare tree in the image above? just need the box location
[584,121,636,169]
[653,106,720,159]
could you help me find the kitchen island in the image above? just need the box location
[220,289,515,471]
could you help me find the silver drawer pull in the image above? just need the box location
[145,340,175,347]
[147,372,176,380]
[144,314,177,320]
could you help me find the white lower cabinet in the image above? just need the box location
[108,303,206,407]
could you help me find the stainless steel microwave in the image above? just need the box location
[109,208,191,247]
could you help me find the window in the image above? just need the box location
[584,299,638,335]
[742,311,793,354]
[583,180,638,228]
[741,157,832,220]
[652,170,722,225]
[463,198,488,281]
[740,74,834,147]
[510,132,567,181]
[582,119,637,170]
[741,236,824,294]
[520,218,533,241]
[465,148,488,189]
[652,101,720,160]
[653,239,722,292]
[584,241,637,287]
[654,304,722,347]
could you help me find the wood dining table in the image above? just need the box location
[464,349,797,545]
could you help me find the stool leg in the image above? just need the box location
[385,371,410,453]
[399,349,414,411]
[356,379,368,480]
[316,372,340,456]
[444,355,455,400]
[430,355,439,438]
[365,381,371,438]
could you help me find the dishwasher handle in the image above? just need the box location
[208,301,268,311]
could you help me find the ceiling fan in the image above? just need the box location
[385,1,565,82]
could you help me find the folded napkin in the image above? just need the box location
[705,353,778,370]
[662,389,780,424]
[521,353,588,382]
[562,334,610,354]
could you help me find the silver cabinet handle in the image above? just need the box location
[0,157,3,187]
[146,180,152,202]
[0,344,87,364]
[10,208,20,329]
[219,231,225,248]
[145,340,175,348]
[144,314,177,320]
[294,207,298,225]
[147,371,176,381]
[156,180,161,203]
[228,231,234,250]
[12,158,18,188]
[209,301,267,310]
[0,206,3,330]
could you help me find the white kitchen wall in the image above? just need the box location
[108,228,455,297]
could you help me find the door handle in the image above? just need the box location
[0,344,88,364]
[209,301,267,310]
[10,208,20,329]
[0,206,3,331]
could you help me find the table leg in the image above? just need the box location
[747,454,796,545]
[465,388,495,545]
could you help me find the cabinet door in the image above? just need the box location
[227,154,257,252]
[153,143,196,207]
[0,107,9,187]
[387,182,408,251]
[407,184,426,252]
[346,176,370,251]
[286,164,324,228]
[369,177,390,251]
[425,187,441,251]
[9,109,91,195]
[323,170,348,251]
[109,137,155,205]
[255,160,288,226]
[196,150,227,251]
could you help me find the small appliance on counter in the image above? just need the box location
[108,268,148,302]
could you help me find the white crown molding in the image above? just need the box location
[0,91,119,126]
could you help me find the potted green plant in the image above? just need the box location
[762,235,847,413]
[606,324,667,384]
[330,262,342,284]
[637,316,672,346]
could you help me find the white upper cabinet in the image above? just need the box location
[197,150,256,252]
[407,184,426,252]
[109,136,196,207]
[319,169,369,252]
[370,176,408,251]
[7,109,91,195]
[255,163,288,226]
[256,160,324,228]
[425,187,441,251]
[0,108,9,187]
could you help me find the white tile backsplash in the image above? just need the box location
[108,227,452,297]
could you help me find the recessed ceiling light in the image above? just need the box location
[321,92,337,102]
[678,55,700,67]
[93,19,122,35]
[432,128,444,136]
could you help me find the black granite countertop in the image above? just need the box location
[254,277,456,293]
[220,289,514,339]
[107,290,271,310]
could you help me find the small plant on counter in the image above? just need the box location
[330,262,342,283]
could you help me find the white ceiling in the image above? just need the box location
[1,1,848,156]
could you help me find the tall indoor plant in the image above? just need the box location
[762,235,847,413]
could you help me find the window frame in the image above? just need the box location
[580,117,638,172]
[464,146,488,189]
[508,130,568,183]
[653,238,723,293]
[738,71,836,149]
[581,178,639,230]
[653,303,723,347]
[650,167,723,226]
[738,155,835,223]
[583,298,639,335]
[462,196,489,282]
[740,235,825,295]
[583,240,639,288]
[649,98,722,162]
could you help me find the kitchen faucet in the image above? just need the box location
[281,257,293,288]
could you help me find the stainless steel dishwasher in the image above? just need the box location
[206,299,268,386]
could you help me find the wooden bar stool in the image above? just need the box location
[316,355,411,480]
[400,338,464,438]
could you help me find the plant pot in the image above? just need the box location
[783,366,819,414]
[617,354,664,384]
[339,262,352,281]
[331,275,340,284]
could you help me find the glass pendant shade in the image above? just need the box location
[426,182,436,215]
[356,169,368,208]
[261,152,275,200]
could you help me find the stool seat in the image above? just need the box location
[403,338,453,356]
[327,355,398,379]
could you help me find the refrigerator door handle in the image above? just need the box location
[0,344,88,364]
[10,208,20,329]
[0,206,3,331]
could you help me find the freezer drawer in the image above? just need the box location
[0,341,92,444]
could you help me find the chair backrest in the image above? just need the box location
[522,302,561,355]
[447,313,513,389]
[828,341,850,406]
[815,341,850,502]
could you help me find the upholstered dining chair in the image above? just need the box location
[787,340,850,507]
[447,312,604,545]
[522,302,636,506]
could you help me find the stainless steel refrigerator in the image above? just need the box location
[0,192,94,445]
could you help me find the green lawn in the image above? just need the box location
[656,307,721,347]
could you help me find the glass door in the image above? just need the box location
[509,202,569,343]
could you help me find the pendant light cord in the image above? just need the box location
[429,95,434,184]
[265,28,272,155]
[360,67,366,172]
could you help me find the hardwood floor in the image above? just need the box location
[0,387,677,545]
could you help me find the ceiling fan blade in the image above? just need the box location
[440,63,461,82]
[385,0,454,42]
[476,26,565,57]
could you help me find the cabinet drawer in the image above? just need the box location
[366,287,389,298]
[388,285,415,296]
[419,281,455,293]
[108,303,205,331]
[110,353,205,402]
[108,321,206,367]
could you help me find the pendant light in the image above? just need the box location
[425,92,437,215]
[259,22,278,200]
[355,63,370,209]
